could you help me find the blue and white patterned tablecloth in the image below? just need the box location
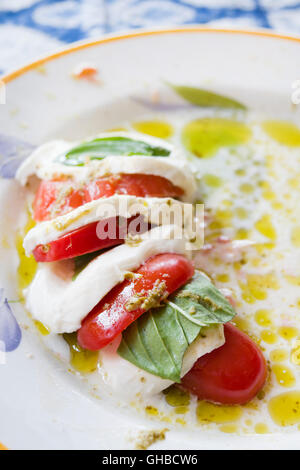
[0,0,300,76]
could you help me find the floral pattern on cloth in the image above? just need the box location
[0,134,35,178]
[1,0,300,76]
[0,288,22,353]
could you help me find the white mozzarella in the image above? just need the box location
[99,325,225,399]
[23,194,190,255]
[16,132,196,201]
[24,225,189,334]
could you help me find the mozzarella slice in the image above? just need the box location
[99,325,225,399]
[16,132,196,201]
[23,194,191,255]
[25,225,190,334]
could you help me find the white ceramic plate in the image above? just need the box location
[1,27,300,450]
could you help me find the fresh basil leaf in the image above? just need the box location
[169,83,246,110]
[118,271,236,382]
[57,136,170,166]
[72,249,104,281]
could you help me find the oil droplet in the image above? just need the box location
[205,230,222,243]
[239,183,254,194]
[182,118,251,158]
[208,220,223,232]
[285,275,300,286]
[236,228,250,239]
[235,207,248,219]
[63,332,98,374]
[221,199,233,207]
[254,242,275,255]
[261,182,276,201]
[261,329,278,344]
[272,364,295,387]
[233,316,250,332]
[16,212,37,297]
[219,424,238,434]
[196,400,242,424]
[34,320,50,336]
[272,201,283,211]
[176,417,186,425]
[270,349,288,363]
[215,273,230,283]
[132,120,173,139]
[250,258,262,268]
[164,385,190,407]
[268,392,300,426]
[202,174,223,188]
[145,405,159,416]
[254,423,269,434]
[290,339,300,365]
[255,214,277,241]
[214,208,233,228]
[291,226,300,248]
[1,236,9,249]
[104,127,128,132]
[278,326,298,341]
[262,120,300,146]
[244,401,259,410]
[240,274,279,304]
[288,177,300,189]
[174,406,189,414]
[255,309,272,327]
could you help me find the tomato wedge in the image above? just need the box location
[181,323,267,405]
[33,215,147,262]
[33,174,183,222]
[85,174,183,201]
[78,253,194,350]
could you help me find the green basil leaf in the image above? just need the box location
[57,136,170,166]
[169,83,246,110]
[118,271,236,382]
[72,249,104,281]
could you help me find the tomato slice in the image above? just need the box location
[181,323,267,405]
[77,253,194,350]
[32,216,147,262]
[33,180,85,222]
[85,174,183,201]
[33,174,183,222]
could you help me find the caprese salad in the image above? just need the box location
[16,131,267,405]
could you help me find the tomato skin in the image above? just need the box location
[78,253,194,350]
[33,180,85,222]
[32,172,183,260]
[32,216,143,262]
[181,323,267,405]
[33,174,183,222]
[85,174,183,201]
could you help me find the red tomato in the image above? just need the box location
[33,180,85,222]
[181,323,267,405]
[33,174,183,222]
[85,174,183,201]
[78,253,194,350]
[32,216,146,262]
